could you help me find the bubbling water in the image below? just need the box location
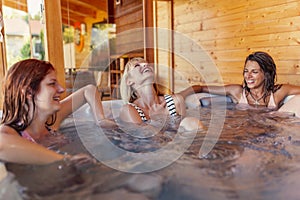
[6,105,300,199]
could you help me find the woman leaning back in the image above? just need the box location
[192,51,300,116]
[0,59,115,165]
[119,57,204,131]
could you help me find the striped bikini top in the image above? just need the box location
[128,94,177,122]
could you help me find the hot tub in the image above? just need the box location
[3,94,300,200]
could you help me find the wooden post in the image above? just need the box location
[0,2,7,110]
[143,0,154,64]
[43,0,66,97]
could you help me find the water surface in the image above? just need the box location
[7,105,300,200]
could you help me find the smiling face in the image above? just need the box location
[243,52,277,93]
[243,60,265,89]
[127,61,155,89]
[34,70,65,115]
[129,62,153,76]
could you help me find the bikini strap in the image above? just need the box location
[128,103,148,122]
[164,94,177,116]
[20,130,36,143]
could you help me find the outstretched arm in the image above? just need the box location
[278,94,300,117]
[178,84,243,102]
[278,84,300,99]
[55,84,109,129]
[0,126,95,165]
[0,127,64,164]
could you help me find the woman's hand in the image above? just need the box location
[179,117,205,132]
[97,118,118,129]
[149,101,167,118]
[64,153,97,169]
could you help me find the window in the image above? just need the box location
[2,0,45,67]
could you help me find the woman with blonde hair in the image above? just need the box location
[119,57,203,131]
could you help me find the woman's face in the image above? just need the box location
[243,60,265,89]
[34,70,65,115]
[127,61,154,87]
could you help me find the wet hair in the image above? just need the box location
[243,51,282,100]
[1,59,56,132]
[120,57,147,103]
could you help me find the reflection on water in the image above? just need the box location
[6,105,300,200]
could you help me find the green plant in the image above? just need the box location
[20,41,31,59]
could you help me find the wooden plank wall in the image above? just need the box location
[114,0,144,55]
[157,0,300,92]
[155,1,174,93]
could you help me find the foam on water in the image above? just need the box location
[6,105,300,199]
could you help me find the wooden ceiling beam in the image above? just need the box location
[62,17,76,26]
[66,0,107,11]
[61,10,85,24]
[2,0,108,27]
[61,0,97,18]
[61,7,96,19]
[3,0,107,17]
[2,0,27,12]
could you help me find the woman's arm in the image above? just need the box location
[274,84,300,108]
[278,94,300,117]
[55,84,107,129]
[119,104,144,124]
[0,126,64,164]
[178,84,243,102]
[280,84,300,97]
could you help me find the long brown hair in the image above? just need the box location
[1,59,56,132]
[243,51,282,102]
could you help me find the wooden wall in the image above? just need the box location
[155,1,174,93]
[156,0,300,92]
[114,0,144,55]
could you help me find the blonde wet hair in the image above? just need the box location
[120,57,147,103]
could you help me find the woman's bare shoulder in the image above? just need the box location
[0,125,19,136]
[224,84,243,91]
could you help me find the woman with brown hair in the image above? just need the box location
[0,59,114,165]
[194,51,300,116]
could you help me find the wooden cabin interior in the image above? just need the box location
[0,0,300,109]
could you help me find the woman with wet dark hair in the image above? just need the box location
[242,51,282,105]
[244,52,277,92]
[194,51,300,114]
